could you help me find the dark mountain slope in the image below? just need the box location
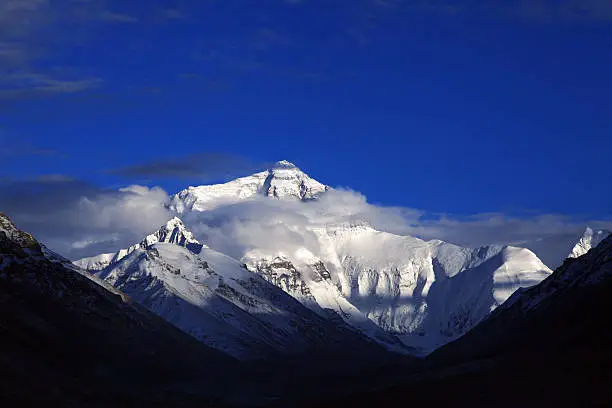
[0,212,409,407]
[0,212,238,406]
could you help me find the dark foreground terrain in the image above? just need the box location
[1,211,611,407]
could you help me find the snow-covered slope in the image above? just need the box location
[243,247,409,353]
[170,160,329,212]
[244,223,551,353]
[75,217,204,271]
[341,235,612,408]
[90,219,397,359]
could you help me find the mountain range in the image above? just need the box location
[76,161,607,356]
[0,158,612,407]
[2,205,611,407]
[2,160,610,406]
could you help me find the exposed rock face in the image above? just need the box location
[247,256,314,299]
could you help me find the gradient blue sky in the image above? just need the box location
[1,0,611,218]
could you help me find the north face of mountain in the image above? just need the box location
[244,223,551,354]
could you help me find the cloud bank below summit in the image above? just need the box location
[1,175,609,262]
[0,178,172,259]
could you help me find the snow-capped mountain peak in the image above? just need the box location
[139,216,204,252]
[74,216,204,271]
[568,227,609,259]
[0,212,39,250]
[74,163,569,357]
[170,160,329,212]
[263,160,328,200]
[273,159,298,169]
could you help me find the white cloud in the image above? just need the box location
[74,185,171,232]
[416,213,612,247]
[2,178,609,264]
[178,188,611,265]
[173,188,612,269]
[0,180,172,259]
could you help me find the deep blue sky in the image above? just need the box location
[1,0,611,218]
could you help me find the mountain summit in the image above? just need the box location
[273,159,298,168]
[0,211,40,251]
[75,216,205,271]
[170,160,329,212]
[263,160,328,200]
[140,216,204,253]
[568,227,609,259]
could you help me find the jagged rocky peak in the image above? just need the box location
[569,226,610,259]
[140,216,204,252]
[0,212,40,251]
[75,217,204,271]
[1,213,44,268]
